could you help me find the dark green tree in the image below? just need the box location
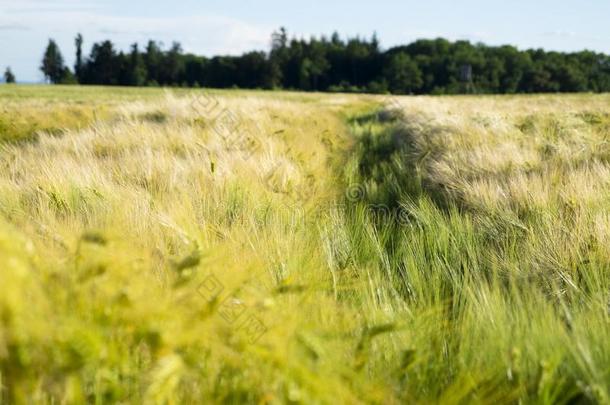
[144,40,162,85]
[159,42,184,85]
[126,43,147,86]
[183,55,207,87]
[345,38,373,86]
[497,46,531,93]
[74,33,84,82]
[269,27,289,88]
[84,40,118,85]
[3,67,16,83]
[236,51,274,88]
[40,39,66,83]
[384,53,423,94]
[298,38,330,90]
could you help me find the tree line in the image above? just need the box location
[40,28,610,94]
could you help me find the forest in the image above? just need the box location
[39,28,610,94]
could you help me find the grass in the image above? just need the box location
[342,94,610,403]
[0,86,608,404]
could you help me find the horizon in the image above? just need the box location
[2,0,610,83]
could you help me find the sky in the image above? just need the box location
[1,0,610,82]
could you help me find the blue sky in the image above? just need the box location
[1,0,610,82]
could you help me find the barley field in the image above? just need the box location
[0,86,608,404]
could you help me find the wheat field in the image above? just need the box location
[0,86,608,404]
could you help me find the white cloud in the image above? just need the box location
[542,30,578,38]
[0,23,30,31]
[0,2,273,81]
[0,0,101,13]
[0,6,271,54]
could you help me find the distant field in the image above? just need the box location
[0,86,608,404]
